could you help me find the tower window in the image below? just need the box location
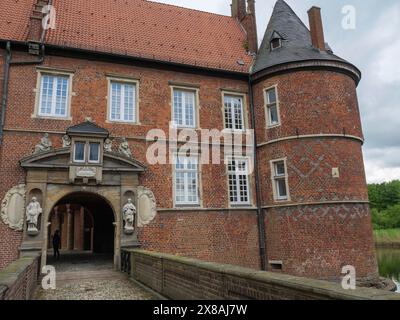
[265,87,280,127]
[271,159,289,201]
[270,38,282,50]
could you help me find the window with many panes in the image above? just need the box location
[109,81,137,123]
[265,87,280,127]
[271,160,289,201]
[228,158,250,205]
[224,95,245,130]
[39,74,70,118]
[174,155,199,205]
[173,89,196,128]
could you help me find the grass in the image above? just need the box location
[374,228,400,246]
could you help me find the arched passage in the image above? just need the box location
[47,192,115,259]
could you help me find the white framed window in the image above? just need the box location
[38,74,70,118]
[270,38,282,51]
[228,157,250,205]
[73,142,86,163]
[265,86,280,127]
[224,94,245,131]
[108,80,137,123]
[88,142,100,164]
[173,89,196,128]
[174,155,199,205]
[271,159,289,201]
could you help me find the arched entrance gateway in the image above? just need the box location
[47,192,115,255]
[18,121,156,269]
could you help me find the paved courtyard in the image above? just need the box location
[34,253,157,300]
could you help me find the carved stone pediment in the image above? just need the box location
[1,185,26,231]
[20,148,146,173]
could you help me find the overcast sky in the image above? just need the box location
[153,0,400,184]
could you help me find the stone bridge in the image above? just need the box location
[1,250,399,300]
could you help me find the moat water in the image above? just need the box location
[376,248,400,293]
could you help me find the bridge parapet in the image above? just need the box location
[0,254,40,300]
[122,249,400,300]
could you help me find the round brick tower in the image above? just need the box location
[251,0,379,285]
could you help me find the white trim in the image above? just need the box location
[270,38,282,51]
[264,85,281,128]
[170,86,199,129]
[258,134,364,147]
[88,142,101,164]
[106,77,140,124]
[73,141,86,163]
[226,156,251,206]
[222,91,247,132]
[262,200,369,209]
[33,69,74,120]
[270,158,290,202]
[172,153,201,207]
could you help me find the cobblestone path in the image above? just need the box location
[34,253,157,300]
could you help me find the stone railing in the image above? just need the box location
[122,249,400,300]
[0,254,41,300]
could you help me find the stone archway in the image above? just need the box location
[47,192,116,259]
[18,122,148,269]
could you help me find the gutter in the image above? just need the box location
[0,42,45,143]
[0,0,51,143]
[0,42,11,141]
[248,76,267,271]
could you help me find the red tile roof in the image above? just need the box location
[0,0,253,73]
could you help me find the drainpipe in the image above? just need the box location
[248,76,267,271]
[0,41,11,142]
[0,0,51,143]
[0,42,45,143]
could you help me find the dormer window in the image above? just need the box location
[73,142,86,163]
[270,31,283,51]
[270,38,282,50]
[72,141,101,164]
[89,143,100,164]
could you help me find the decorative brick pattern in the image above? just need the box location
[265,203,379,282]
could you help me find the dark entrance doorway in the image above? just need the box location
[48,192,115,256]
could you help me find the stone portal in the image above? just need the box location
[18,121,147,269]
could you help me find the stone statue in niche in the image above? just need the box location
[34,133,53,154]
[62,135,71,148]
[118,138,132,158]
[26,197,42,235]
[104,138,113,152]
[122,198,136,234]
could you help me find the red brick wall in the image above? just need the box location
[0,51,260,269]
[265,204,378,282]
[0,255,40,300]
[253,70,364,142]
[253,70,379,282]
[139,210,260,269]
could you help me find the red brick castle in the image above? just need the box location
[0,0,379,285]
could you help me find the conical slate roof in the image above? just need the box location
[252,0,348,74]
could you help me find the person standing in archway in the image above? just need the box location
[52,230,61,261]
